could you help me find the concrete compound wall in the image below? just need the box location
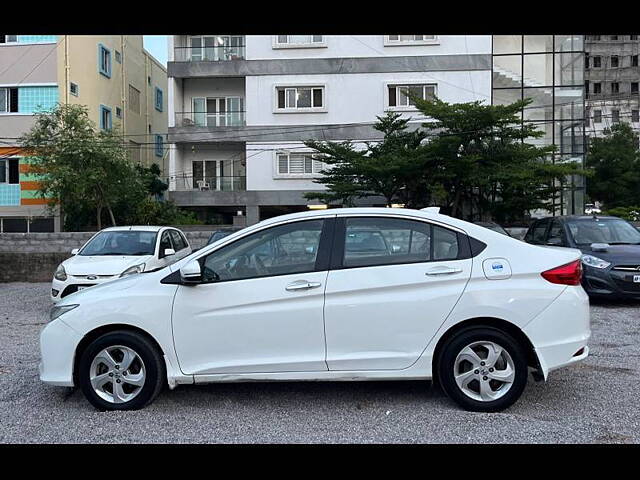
[0,229,227,283]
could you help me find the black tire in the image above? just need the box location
[77,330,165,411]
[437,327,528,412]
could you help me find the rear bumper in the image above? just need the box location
[523,286,591,379]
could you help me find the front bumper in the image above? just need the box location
[582,265,640,300]
[39,318,82,386]
[523,285,591,379]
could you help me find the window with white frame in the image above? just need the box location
[274,35,324,47]
[276,152,325,176]
[0,87,18,113]
[387,84,436,108]
[276,86,324,111]
[0,35,17,44]
[385,35,437,45]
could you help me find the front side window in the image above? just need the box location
[169,230,186,251]
[277,152,325,176]
[388,84,436,108]
[341,217,458,268]
[159,231,173,254]
[80,231,158,256]
[525,220,549,244]
[547,220,566,246]
[276,86,324,110]
[201,219,325,282]
[98,44,111,78]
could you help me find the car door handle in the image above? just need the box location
[285,280,322,291]
[425,266,463,276]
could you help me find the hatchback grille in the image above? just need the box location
[612,265,640,272]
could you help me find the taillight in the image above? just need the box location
[541,259,582,286]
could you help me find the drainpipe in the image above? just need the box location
[145,52,150,166]
[63,35,69,104]
[121,36,126,138]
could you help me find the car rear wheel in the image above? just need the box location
[438,327,528,412]
[78,331,165,411]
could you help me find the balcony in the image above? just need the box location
[170,175,246,192]
[174,111,246,128]
[173,45,245,63]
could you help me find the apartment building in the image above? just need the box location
[166,35,585,226]
[584,35,640,141]
[0,35,167,232]
[493,35,585,216]
[167,35,492,225]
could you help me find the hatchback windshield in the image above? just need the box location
[80,231,158,256]
[567,219,640,246]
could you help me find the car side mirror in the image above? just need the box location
[546,237,562,246]
[180,260,202,284]
[391,244,401,253]
[161,248,176,258]
[71,248,79,255]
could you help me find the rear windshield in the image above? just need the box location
[80,231,158,256]
[566,219,640,246]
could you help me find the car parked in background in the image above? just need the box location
[51,226,192,302]
[40,208,590,413]
[207,228,243,245]
[524,215,640,299]
[473,221,511,237]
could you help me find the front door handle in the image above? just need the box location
[425,266,463,276]
[285,280,322,291]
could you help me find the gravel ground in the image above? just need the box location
[1,282,639,444]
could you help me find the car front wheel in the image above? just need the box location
[438,327,528,412]
[77,331,165,411]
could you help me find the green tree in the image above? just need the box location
[303,112,428,207]
[19,104,144,229]
[410,96,585,222]
[586,122,640,210]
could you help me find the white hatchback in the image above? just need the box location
[50,226,192,302]
[40,208,590,412]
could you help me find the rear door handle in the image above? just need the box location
[425,266,463,276]
[285,280,322,291]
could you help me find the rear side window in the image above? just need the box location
[526,220,549,244]
[341,217,459,268]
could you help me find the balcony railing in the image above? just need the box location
[169,175,246,192]
[173,45,245,62]
[175,111,246,128]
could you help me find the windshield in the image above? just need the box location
[80,231,158,256]
[208,231,232,244]
[567,219,640,246]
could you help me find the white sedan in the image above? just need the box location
[40,208,590,412]
[51,226,192,302]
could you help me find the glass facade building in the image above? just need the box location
[492,35,585,216]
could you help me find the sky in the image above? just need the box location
[143,36,168,66]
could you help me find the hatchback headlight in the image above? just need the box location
[49,304,79,322]
[54,264,67,281]
[120,263,145,277]
[581,254,611,269]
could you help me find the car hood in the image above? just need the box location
[63,254,154,276]
[579,244,640,264]
[57,272,146,305]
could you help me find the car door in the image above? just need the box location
[323,215,473,371]
[171,217,334,375]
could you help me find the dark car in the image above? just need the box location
[473,221,511,237]
[207,228,242,245]
[524,215,640,299]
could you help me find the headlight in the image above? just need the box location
[120,263,145,277]
[581,254,611,269]
[54,264,67,281]
[49,304,79,322]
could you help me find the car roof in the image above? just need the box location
[100,226,168,232]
